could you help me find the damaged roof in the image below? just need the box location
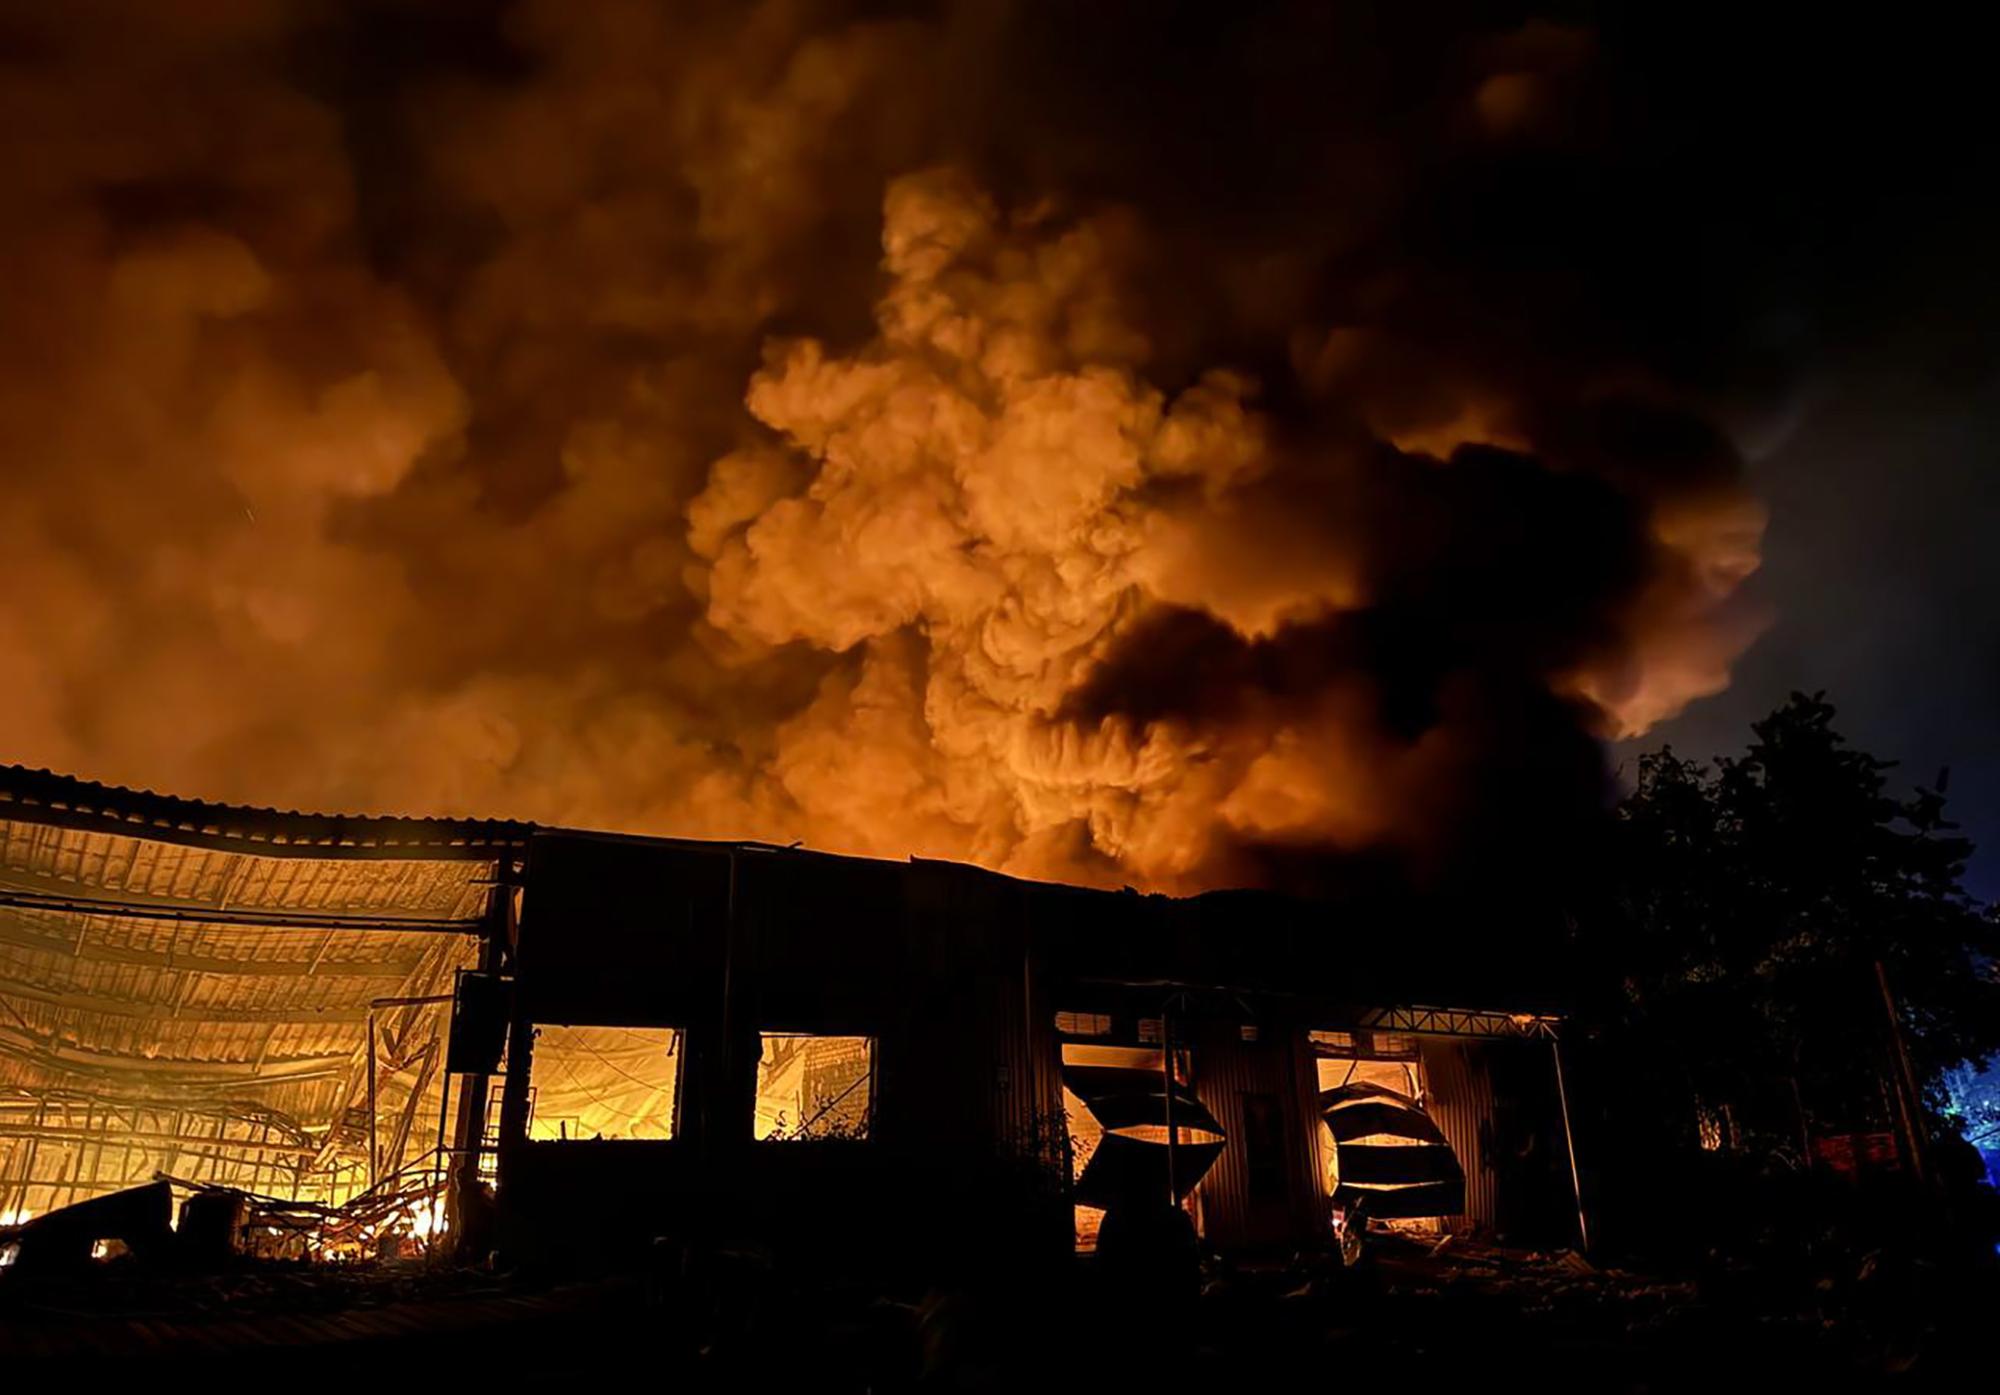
[0,764,534,857]
[0,767,518,1217]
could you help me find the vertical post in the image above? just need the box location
[1874,959,1931,1188]
[436,1064,454,1173]
[366,1010,380,1189]
[1161,999,1179,1208]
[58,1115,83,1211]
[1551,1035,1590,1255]
[9,1093,48,1219]
[1022,931,1036,1165]
[712,847,760,1151]
[493,860,537,1213]
[451,876,515,1237]
[432,1069,452,1249]
[494,1002,535,1156]
[707,848,741,1165]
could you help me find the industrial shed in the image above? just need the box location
[1,770,1586,1270]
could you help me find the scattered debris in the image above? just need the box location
[177,1190,250,1268]
[0,1162,451,1282]
[4,1181,174,1275]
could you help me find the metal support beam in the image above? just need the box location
[366,1011,380,1189]
[0,1124,320,1156]
[0,889,484,934]
[1552,1037,1590,1255]
[449,877,514,1244]
[1357,1004,1560,1040]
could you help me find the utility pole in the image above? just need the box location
[1551,1035,1591,1255]
[1874,959,1931,1188]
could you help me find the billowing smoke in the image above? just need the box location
[0,2,1778,893]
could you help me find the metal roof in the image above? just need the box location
[0,764,534,859]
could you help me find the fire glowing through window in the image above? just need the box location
[1060,1042,1211,1251]
[754,1034,876,1141]
[527,1025,684,1142]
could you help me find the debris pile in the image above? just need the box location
[0,1164,451,1278]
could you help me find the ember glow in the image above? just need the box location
[0,3,1770,892]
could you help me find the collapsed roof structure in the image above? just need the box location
[0,766,526,1223]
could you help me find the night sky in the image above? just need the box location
[1606,4,2000,899]
[1632,377,2000,901]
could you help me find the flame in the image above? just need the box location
[409,1196,447,1244]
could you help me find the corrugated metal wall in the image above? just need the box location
[1192,1018,1326,1253]
[984,945,1066,1174]
[899,861,1066,1177]
[1418,1037,1499,1234]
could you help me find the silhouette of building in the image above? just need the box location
[0,767,1586,1268]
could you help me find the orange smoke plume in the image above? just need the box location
[0,3,1768,893]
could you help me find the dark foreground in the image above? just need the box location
[2,1234,1992,1389]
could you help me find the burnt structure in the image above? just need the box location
[0,768,1587,1269]
[487,830,1588,1268]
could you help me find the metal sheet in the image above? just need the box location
[1416,1036,1500,1232]
[1188,1017,1324,1253]
[1319,1084,1452,1145]
[1332,1143,1464,1186]
[1075,1130,1224,1207]
[1336,1179,1465,1219]
[0,793,494,1218]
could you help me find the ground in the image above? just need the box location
[1,1233,1991,1387]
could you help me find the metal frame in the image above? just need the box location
[0,1087,358,1217]
[1355,1004,1560,1040]
[1348,1003,1589,1251]
[0,890,484,934]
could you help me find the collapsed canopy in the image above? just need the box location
[1064,1063,1225,1207]
[1320,1081,1465,1219]
[0,766,526,1217]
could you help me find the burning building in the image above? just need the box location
[0,763,1585,1272]
[0,18,1767,1273]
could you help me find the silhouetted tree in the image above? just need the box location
[1589,693,1998,1249]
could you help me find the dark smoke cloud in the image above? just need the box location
[6,0,1962,897]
